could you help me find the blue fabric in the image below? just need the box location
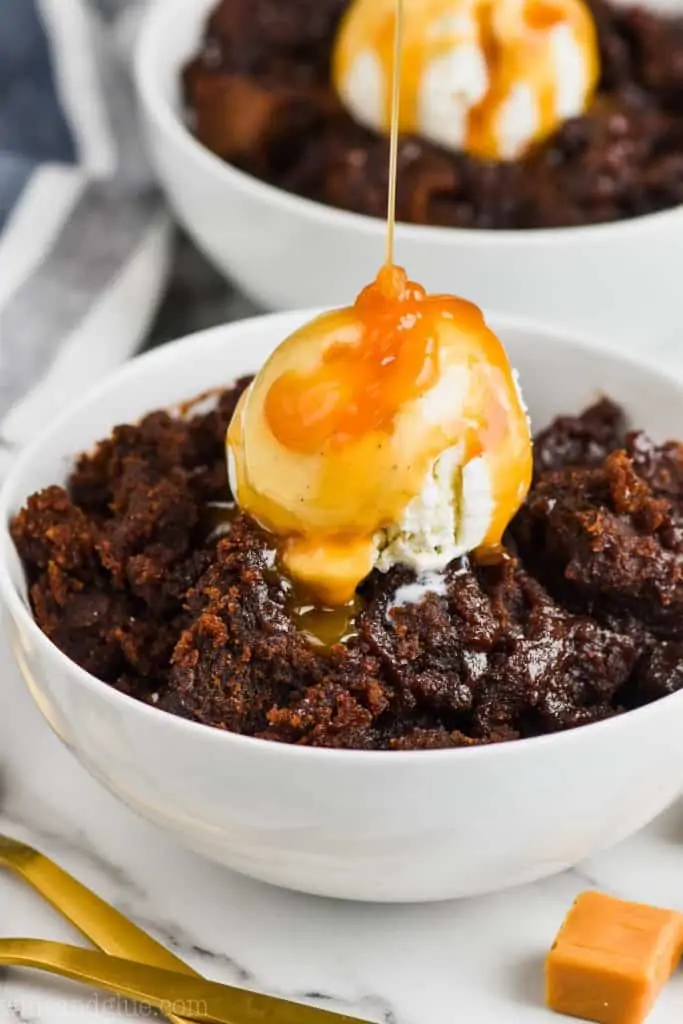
[0,152,38,226]
[0,0,177,450]
[0,0,76,228]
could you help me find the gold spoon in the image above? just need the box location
[0,836,367,1024]
[0,835,198,966]
[0,938,366,1024]
[0,833,197,1024]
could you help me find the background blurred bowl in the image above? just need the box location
[2,311,683,903]
[135,0,683,354]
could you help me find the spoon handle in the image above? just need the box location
[0,834,200,1024]
[0,835,196,972]
[0,939,365,1024]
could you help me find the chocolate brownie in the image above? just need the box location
[11,388,683,749]
[182,0,683,230]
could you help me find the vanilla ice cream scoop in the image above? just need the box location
[227,266,532,606]
[333,0,600,161]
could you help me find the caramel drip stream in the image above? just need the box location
[262,0,409,648]
[385,0,403,268]
[228,0,530,647]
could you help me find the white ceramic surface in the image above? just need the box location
[2,313,683,904]
[134,0,683,351]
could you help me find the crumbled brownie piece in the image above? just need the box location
[11,386,683,749]
[11,388,247,698]
[472,559,637,736]
[162,526,636,746]
[10,487,178,685]
[512,430,683,637]
[532,398,625,477]
[70,383,249,517]
[163,513,322,734]
[358,560,498,719]
[389,728,482,750]
[163,512,389,747]
[193,0,348,82]
[624,639,683,708]
[186,72,337,174]
[184,0,683,230]
[11,486,100,579]
[626,7,683,98]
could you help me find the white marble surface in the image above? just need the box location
[0,610,683,1024]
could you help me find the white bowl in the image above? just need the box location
[134,0,683,352]
[2,311,683,903]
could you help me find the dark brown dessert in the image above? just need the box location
[11,388,683,749]
[182,0,683,230]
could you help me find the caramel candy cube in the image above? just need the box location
[546,891,683,1024]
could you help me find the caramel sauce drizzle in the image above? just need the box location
[264,0,473,461]
[262,0,415,647]
[265,266,480,454]
[207,504,361,648]
[467,1,563,159]
[230,0,533,647]
[287,592,362,649]
[338,0,598,162]
[385,0,403,267]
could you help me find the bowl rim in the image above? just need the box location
[134,0,683,250]
[3,311,683,765]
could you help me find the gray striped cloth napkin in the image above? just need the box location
[0,0,170,472]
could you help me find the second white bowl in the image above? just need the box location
[135,0,683,353]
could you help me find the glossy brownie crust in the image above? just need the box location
[11,388,683,750]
